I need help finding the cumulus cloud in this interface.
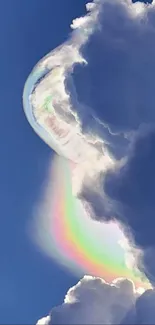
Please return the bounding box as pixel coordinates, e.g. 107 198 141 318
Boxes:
27 0 155 239
71 0 155 133
84 125 155 280
36 276 155 325
26 0 155 321
36 276 136 325
64 0 155 282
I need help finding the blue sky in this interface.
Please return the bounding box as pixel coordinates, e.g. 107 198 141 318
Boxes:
1 0 155 324
0 0 88 323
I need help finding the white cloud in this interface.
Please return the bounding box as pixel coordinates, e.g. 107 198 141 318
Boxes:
37 316 51 325
26 0 155 224
36 275 138 325
24 0 155 322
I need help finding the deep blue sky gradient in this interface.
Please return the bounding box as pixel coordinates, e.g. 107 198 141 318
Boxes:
0 0 88 323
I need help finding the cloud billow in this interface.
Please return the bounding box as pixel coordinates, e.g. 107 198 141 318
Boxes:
71 0 155 134
65 0 155 283
37 276 155 325
26 0 155 323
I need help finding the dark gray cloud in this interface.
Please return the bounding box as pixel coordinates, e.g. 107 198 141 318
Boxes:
104 128 155 277
79 126 155 280
29 1 155 323
71 0 155 135
65 0 155 283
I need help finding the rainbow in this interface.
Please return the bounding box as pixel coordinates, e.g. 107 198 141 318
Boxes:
34 154 151 291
